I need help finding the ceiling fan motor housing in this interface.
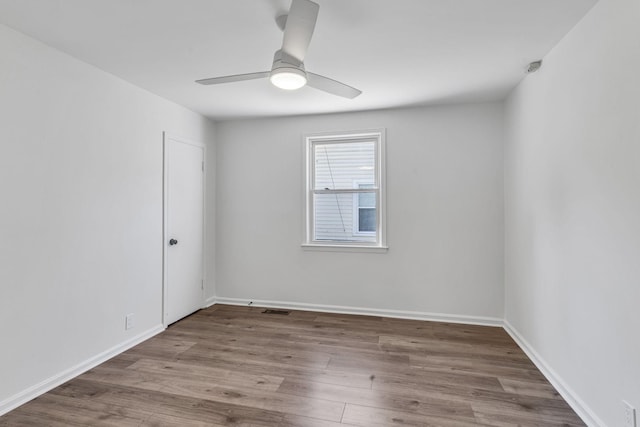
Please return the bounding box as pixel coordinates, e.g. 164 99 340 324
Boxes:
271 49 306 74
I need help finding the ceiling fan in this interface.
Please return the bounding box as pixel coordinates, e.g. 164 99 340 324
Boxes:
195 0 362 99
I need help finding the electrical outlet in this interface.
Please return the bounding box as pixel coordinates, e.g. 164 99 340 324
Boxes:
125 313 135 330
624 401 637 427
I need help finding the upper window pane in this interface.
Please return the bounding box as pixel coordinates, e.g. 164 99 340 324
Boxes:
358 184 375 208
314 141 375 190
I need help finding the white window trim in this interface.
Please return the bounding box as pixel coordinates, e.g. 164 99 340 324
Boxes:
302 129 387 252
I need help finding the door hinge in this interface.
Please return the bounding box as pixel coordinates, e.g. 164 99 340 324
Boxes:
201 279 204 290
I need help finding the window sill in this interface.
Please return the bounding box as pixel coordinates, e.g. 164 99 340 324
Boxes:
301 243 389 253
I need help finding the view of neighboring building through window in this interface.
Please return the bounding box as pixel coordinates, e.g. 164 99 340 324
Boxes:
304 130 386 248
354 183 375 234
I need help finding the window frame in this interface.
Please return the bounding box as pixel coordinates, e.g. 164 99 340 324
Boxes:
302 129 387 252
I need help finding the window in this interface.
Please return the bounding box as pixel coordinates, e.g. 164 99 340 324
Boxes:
304 130 386 250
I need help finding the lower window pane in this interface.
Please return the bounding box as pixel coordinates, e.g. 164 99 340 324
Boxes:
359 208 376 232
314 193 376 243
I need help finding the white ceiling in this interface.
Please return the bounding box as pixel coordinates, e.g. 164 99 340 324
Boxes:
0 0 597 120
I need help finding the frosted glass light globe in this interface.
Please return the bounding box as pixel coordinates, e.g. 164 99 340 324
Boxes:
270 67 307 90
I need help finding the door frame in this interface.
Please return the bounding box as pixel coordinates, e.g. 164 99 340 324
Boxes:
162 132 206 327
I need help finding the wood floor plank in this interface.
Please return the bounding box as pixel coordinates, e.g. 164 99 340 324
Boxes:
0 304 585 426
141 413 224 427
498 377 562 399
280 414 345 427
473 405 587 427
0 412 92 427
178 340 334 371
378 334 531 362
0 392 150 426
373 363 505 389
125 336 198 357
276 378 477 422
72 380 288 426
410 354 549 382
470 391 586 426
126 358 285 392
341 403 483 427
269 331 384 353
172 351 375 389
370 368 506 403
326 353 411 373
81 365 345 422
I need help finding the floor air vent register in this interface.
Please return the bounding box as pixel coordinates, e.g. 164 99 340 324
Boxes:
262 309 291 315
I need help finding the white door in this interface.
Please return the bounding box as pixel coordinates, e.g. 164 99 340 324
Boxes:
163 133 204 325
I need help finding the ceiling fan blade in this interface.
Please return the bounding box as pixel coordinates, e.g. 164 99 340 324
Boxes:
281 0 319 63
195 71 270 85
307 72 362 99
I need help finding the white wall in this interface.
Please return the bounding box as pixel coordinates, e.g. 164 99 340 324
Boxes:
0 24 215 411
215 104 504 321
504 0 640 425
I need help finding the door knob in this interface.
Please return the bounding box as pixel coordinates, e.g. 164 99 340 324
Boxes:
169 239 178 246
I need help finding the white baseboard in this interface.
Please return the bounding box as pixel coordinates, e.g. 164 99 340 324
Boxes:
0 324 165 416
503 320 605 427
204 295 217 308
213 297 503 327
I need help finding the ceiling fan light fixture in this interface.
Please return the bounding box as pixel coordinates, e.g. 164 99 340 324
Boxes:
195 0 361 98
270 67 307 90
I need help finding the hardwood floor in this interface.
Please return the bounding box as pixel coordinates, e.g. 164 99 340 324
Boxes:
0 305 585 426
